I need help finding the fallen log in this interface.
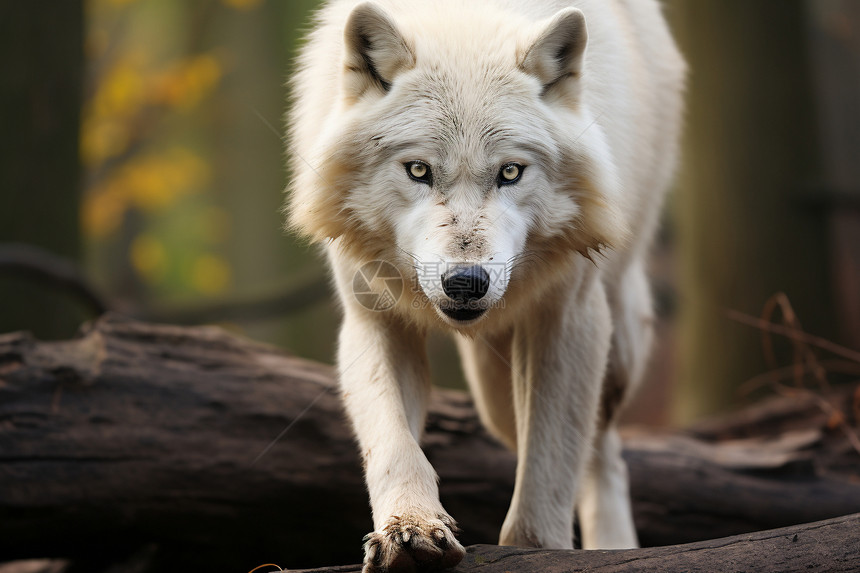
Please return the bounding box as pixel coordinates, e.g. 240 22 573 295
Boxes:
0 315 858 572
290 513 860 573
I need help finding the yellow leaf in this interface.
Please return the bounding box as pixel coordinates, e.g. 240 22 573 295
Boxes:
130 234 168 284
120 148 209 212
191 254 231 295
82 189 125 238
96 59 145 118
80 118 130 167
152 54 222 111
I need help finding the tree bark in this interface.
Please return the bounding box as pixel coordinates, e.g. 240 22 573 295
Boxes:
292 513 860 573
0 315 858 572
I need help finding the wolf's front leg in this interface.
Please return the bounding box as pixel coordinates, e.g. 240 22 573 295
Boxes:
338 310 465 573
499 274 612 549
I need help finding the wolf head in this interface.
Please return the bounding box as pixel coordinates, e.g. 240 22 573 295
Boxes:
289 1 626 327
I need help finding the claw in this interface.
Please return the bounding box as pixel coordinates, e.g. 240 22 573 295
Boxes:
361 515 465 572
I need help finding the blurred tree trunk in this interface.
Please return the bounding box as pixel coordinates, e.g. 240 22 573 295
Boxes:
806 0 860 349
0 2 86 338
209 0 295 332
667 1 839 422
207 0 339 362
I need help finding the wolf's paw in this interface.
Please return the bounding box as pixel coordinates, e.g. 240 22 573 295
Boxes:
362 514 465 572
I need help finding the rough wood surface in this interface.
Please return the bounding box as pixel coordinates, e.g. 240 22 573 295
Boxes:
291 514 860 573
0 315 858 572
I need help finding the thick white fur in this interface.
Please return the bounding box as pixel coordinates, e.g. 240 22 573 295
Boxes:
287 0 684 570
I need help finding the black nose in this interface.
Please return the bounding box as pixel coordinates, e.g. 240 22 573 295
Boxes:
441 265 490 303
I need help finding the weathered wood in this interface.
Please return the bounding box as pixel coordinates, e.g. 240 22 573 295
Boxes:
291 514 860 573
0 315 858 572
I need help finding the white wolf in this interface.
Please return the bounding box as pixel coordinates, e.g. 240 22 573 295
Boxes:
287 0 684 570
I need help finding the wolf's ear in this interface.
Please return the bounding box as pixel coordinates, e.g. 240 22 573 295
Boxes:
520 8 587 96
343 2 415 99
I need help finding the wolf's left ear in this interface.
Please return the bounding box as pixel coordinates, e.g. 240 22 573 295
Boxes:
520 8 587 96
343 2 415 99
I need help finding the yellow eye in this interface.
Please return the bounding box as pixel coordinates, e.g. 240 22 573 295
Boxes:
406 161 432 184
410 163 427 178
502 165 519 180
498 163 524 185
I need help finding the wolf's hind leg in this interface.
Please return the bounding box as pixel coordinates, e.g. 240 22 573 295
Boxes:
577 261 654 549
577 426 638 549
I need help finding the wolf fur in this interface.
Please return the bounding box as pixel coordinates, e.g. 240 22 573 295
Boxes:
287 0 685 571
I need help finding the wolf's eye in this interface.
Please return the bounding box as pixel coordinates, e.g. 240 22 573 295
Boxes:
405 161 432 185
498 163 524 185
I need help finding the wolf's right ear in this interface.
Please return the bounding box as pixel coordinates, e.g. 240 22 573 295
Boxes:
520 8 587 98
343 2 415 99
